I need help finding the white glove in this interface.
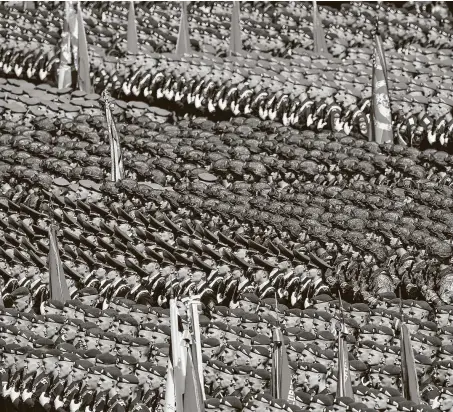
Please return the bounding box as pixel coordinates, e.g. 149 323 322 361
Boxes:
70 399 83 412
21 389 33 402
39 392 50 407
54 396 65 410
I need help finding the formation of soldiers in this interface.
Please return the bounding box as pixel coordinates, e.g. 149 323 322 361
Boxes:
0 73 450 411
2 2 453 150
0 0 452 411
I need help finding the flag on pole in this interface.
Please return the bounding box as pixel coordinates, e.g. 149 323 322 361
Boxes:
168 295 185 412
58 1 75 89
76 1 91 93
336 292 354 399
102 90 124 183
375 30 388 80
312 1 328 54
230 1 242 55
401 323 421 403
371 33 393 144
189 298 205 400
271 327 292 400
127 1 138 54
48 225 70 303
183 342 205 412
68 1 79 72
164 360 177 412
175 2 191 56
337 336 354 398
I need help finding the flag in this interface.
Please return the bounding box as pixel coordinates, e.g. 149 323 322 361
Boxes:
375 31 388 80
271 327 291 400
312 1 328 54
189 298 205 400
336 292 354 399
68 1 79 71
183 342 205 412
164 360 177 412
175 2 191 56
230 2 242 55
371 33 393 144
169 296 185 412
48 225 70 303
127 1 138 54
58 1 75 89
102 90 124 183
401 323 421 404
76 1 91 93
336 334 354 398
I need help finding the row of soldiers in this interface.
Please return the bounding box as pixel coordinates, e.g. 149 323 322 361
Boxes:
2 2 453 151
3 284 453 411
0 78 453 309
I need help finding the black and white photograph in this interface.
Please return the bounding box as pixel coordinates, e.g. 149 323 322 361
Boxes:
0 1 451 411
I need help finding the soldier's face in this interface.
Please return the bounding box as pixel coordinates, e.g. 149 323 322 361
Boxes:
300 318 315 333
84 371 100 390
203 365 217 388
255 322 272 336
350 311 368 326
114 322 137 337
359 120 368 134
219 348 237 365
44 322 63 339
231 269 242 280
217 371 234 390
57 361 73 379
372 373 397 389
130 311 147 325
161 266 175 278
97 316 114 331
79 295 99 307
357 348 382 366
42 356 57 374
202 345 220 359
326 376 337 393
191 271 204 284
3 354 16 369
0 314 16 326
304 371 322 391
129 346 149 362
237 301 257 313
439 394 453 411
60 324 78 342
144 262 159 273
248 377 266 393
97 339 116 354
135 369 149 386
248 353 268 369
409 307 429 321
99 374 117 393
40 304 62 317
14 295 31 312
436 313 450 328
139 329 168 345
70 368 86 383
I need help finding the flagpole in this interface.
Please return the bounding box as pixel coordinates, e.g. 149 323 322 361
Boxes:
102 89 124 183
336 290 354 399
58 0 74 89
230 1 242 56
127 1 138 55
189 297 205 400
